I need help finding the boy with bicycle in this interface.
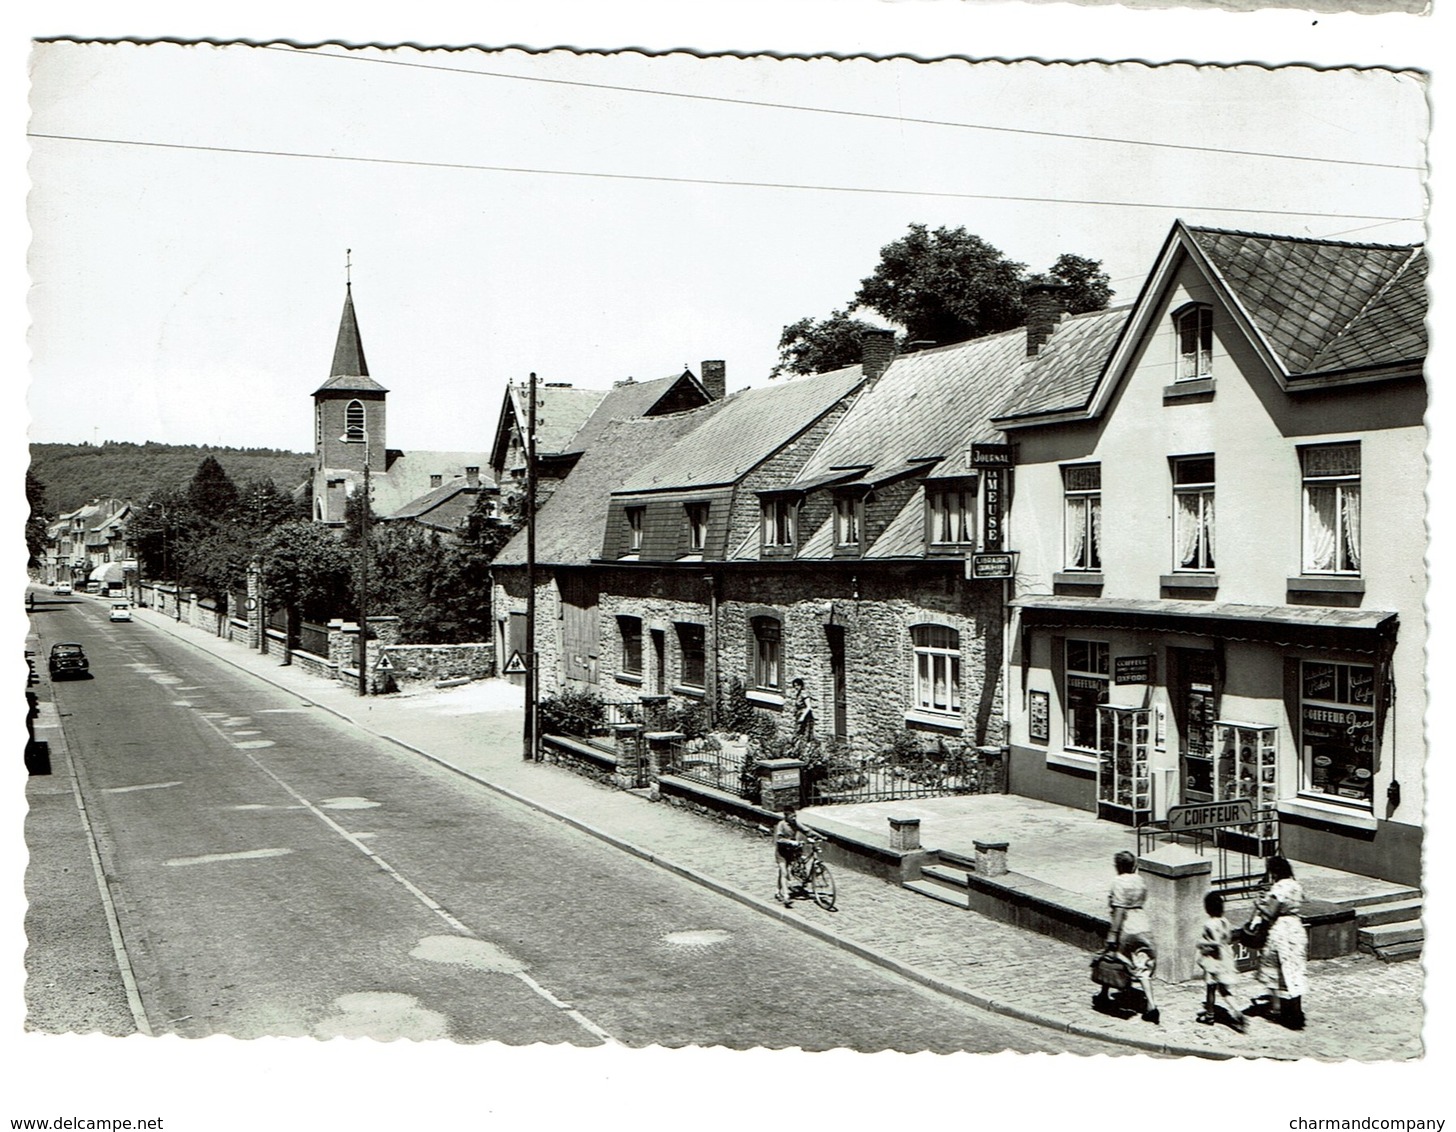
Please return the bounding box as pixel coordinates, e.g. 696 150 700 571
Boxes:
774 804 816 906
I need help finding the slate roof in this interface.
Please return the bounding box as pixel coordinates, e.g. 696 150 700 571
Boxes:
991 307 1129 420
314 285 388 395
342 451 493 516
562 371 709 456
494 406 723 566
384 479 486 531
618 367 865 493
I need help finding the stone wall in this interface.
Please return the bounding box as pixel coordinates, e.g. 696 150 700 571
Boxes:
382 643 496 685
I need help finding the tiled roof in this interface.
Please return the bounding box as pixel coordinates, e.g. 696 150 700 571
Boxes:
991 307 1128 421
1189 227 1424 376
532 385 610 455
494 405 724 566
1306 248 1428 374
618 367 864 493
385 480 480 522
344 451 493 516
562 371 706 456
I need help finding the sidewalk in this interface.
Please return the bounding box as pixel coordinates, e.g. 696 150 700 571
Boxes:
121 601 1424 1060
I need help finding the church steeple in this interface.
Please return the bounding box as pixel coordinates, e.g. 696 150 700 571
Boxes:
330 282 370 379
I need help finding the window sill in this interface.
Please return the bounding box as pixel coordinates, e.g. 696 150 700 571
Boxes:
927 543 973 556
1054 572 1104 587
1279 795 1378 832
614 672 643 687
904 708 964 733
746 689 784 709
670 684 706 700
1160 573 1219 590
1048 748 1099 773
761 545 796 559
1286 575 1366 594
1163 378 1214 401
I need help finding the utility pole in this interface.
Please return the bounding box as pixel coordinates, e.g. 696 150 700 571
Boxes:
358 435 371 697
523 372 540 761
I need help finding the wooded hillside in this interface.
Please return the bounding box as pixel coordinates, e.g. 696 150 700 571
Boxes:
29 441 311 515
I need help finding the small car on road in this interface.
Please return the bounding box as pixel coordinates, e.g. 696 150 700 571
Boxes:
108 601 133 622
47 642 90 680
53 582 73 596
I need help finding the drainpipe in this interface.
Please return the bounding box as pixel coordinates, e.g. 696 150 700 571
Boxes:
705 571 720 728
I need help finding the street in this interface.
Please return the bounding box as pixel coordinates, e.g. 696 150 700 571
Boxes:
26 591 1120 1053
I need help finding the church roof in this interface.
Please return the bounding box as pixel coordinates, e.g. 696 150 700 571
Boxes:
315 284 388 395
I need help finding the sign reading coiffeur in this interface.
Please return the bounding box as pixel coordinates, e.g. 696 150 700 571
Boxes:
1165 798 1254 833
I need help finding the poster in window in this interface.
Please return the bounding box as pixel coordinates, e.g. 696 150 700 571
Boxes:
1029 689 1050 745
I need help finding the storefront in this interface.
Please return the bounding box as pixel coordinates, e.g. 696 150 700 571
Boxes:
1006 595 1411 883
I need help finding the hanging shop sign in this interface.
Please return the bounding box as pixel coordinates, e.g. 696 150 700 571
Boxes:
1166 798 1254 833
967 551 1018 580
1114 655 1156 685
981 467 1005 550
970 443 1015 467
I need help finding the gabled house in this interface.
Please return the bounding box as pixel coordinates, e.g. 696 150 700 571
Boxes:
379 466 498 539
992 221 1426 885
46 497 132 586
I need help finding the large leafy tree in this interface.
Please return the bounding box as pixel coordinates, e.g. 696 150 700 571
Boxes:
775 224 1113 375
259 520 354 623
25 470 50 567
186 455 241 518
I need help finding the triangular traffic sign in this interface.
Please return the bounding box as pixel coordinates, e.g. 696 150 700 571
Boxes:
503 649 527 675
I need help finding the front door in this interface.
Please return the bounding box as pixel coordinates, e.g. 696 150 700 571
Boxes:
1171 648 1219 803
651 629 666 696
827 626 848 739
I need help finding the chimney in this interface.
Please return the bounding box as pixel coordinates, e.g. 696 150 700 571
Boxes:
700 359 726 401
861 328 896 383
465 466 480 487
1025 277 1070 357
430 475 442 489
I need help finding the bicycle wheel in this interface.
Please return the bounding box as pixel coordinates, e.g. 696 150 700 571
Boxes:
808 861 837 910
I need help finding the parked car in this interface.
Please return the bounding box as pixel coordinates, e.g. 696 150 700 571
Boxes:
47 642 89 679
53 582 73 596
108 601 133 622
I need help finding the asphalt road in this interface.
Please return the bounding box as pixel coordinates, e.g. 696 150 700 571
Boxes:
28 591 1120 1053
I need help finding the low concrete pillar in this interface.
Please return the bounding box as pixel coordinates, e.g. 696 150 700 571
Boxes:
974 839 1009 877
756 758 805 812
643 730 684 784
975 745 1009 794
889 816 922 851
1137 843 1213 984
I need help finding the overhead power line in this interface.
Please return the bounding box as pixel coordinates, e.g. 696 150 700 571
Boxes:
26 132 1422 225
263 44 1425 174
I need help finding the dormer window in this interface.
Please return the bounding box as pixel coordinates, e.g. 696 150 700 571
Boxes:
626 506 645 554
1174 304 1213 382
344 400 366 442
834 494 865 555
761 496 797 553
927 484 976 548
686 502 710 553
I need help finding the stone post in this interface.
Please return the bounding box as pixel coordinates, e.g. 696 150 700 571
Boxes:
246 561 263 651
975 745 1009 794
639 694 669 732
974 839 1009 877
644 731 684 798
889 816 922 851
1137 843 1213 984
612 723 645 790
756 758 805 812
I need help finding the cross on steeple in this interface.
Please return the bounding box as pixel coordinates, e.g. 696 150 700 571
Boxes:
345 247 352 288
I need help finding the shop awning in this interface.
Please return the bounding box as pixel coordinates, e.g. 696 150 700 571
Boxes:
1009 595 1397 654
88 562 130 584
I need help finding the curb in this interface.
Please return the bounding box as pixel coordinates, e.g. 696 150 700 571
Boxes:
125 606 1264 1060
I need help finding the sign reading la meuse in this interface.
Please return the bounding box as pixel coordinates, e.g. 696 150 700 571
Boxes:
982 467 1004 550
1165 798 1254 833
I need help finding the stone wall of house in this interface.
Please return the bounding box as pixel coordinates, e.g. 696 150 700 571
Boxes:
382 643 496 685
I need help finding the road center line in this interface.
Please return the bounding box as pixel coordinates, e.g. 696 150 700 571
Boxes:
195 715 618 1044
104 780 183 794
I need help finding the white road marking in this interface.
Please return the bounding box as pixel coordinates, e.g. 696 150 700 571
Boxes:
232 730 262 736
164 847 294 867
257 708 314 714
171 701 193 707
104 781 182 794
318 797 380 810
234 740 276 749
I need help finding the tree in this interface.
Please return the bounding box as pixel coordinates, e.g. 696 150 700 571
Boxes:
774 223 1114 373
237 476 306 534
772 309 880 378
186 455 240 519
25 470 50 568
259 521 353 623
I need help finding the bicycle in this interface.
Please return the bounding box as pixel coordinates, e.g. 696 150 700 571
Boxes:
785 834 837 911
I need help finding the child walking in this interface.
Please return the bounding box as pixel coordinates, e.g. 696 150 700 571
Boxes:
1197 891 1246 1031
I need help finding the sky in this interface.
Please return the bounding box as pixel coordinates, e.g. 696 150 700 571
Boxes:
8 2 1449 1130
24 40 1428 456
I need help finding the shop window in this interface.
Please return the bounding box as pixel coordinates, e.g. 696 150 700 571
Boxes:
1172 456 1215 571
676 622 706 689
1174 304 1213 382
625 507 644 555
1299 660 1376 808
761 497 797 551
912 624 962 716
685 502 710 552
751 616 782 691
1063 464 1101 571
1064 639 1110 751
927 485 975 547
345 400 366 442
1302 444 1361 574
617 615 643 677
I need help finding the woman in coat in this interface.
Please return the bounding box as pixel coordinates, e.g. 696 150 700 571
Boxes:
1250 854 1308 1030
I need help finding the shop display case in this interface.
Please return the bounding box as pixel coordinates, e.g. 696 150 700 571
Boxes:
1097 704 1152 825
1213 720 1279 852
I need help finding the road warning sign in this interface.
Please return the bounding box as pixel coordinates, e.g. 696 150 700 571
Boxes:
503 650 527 675
375 652 393 671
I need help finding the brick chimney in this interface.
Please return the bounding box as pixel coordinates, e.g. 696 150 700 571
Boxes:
430 474 442 489
861 328 896 383
465 466 480 487
1025 278 1071 357
700 359 726 401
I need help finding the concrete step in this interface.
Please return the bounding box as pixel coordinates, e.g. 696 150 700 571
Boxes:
920 863 971 889
1373 939 1424 963
1358 920 1424 951
1355 897 1423 927
904 874 970 909
1327 886 1422 912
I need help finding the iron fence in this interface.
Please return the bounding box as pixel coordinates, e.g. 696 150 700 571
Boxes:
661 737 756 800
299 620 329 658
805 742 1001 806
